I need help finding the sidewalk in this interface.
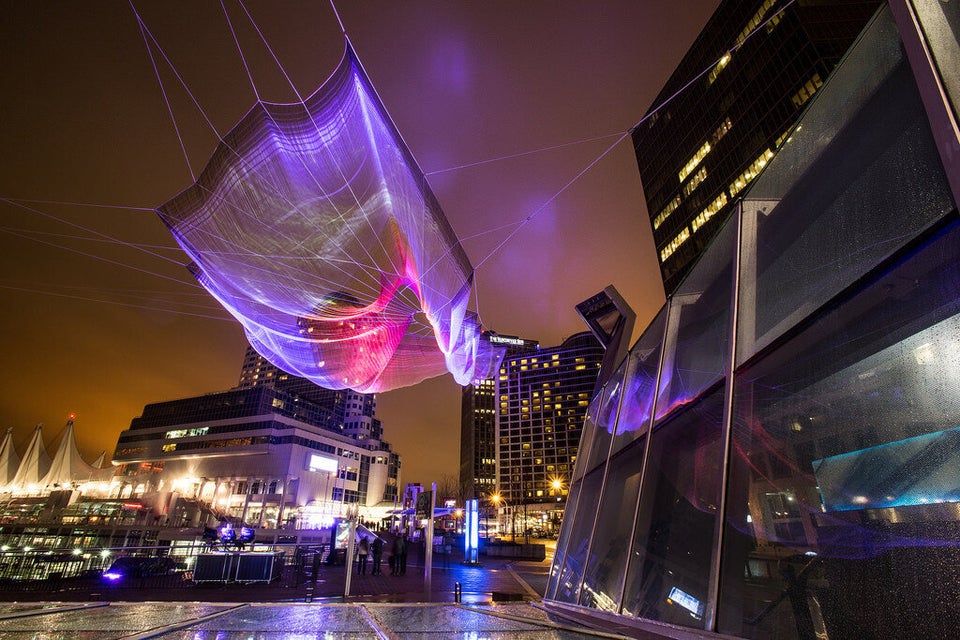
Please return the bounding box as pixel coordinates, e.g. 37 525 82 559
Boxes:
306 554 545 603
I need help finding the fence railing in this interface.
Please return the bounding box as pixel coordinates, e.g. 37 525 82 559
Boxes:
0 542 334 594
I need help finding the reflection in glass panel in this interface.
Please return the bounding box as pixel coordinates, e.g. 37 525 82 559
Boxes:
570 397 603 482
656 215 735 423
583 357 628 473
546 479 582 601
552 468 605 603
610 307 666 458
719 218 960 640
621 388 725 628
578 437 646 611
736 10 955 363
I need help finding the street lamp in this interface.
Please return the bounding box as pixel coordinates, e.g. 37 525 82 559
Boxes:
490 493 508 540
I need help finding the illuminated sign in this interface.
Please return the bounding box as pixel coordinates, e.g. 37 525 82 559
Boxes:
464 499 479 564
308 454 338 473
489 336 528 346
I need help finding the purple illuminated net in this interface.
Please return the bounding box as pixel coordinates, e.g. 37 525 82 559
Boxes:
158 46 496 392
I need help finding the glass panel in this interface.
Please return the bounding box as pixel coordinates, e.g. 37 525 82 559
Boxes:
911 0 960 120
736 9 955 364
551 467 605 603
570 397 603 482
621 388 725 628
610 306 667 457
656 214 736 422
578 437 646 611
583 357 628 473
719 218 960 640
546 478 582 601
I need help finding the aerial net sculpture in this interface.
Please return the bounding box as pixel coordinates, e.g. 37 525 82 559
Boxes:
157 44 498 392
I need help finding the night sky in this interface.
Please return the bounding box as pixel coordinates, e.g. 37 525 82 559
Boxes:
0 1 718 485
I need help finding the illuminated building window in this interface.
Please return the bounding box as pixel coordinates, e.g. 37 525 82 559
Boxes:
791 73 823 109
775 125 797 149
679 141 712 181
575 364 587 371
766 10 783 32
683 167 707 197
708 53 731 84
728 148 776 198
713 118 732 143
735 0 778 49
692 192 729 233
653 196 682 231
660 226 691 263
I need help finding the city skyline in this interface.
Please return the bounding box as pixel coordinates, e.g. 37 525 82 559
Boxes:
0 1 718 484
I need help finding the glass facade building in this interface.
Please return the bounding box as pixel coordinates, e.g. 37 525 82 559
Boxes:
634 0 881 295
546 4 960 639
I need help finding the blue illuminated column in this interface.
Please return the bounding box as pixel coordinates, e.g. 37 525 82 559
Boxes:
464 499 479 564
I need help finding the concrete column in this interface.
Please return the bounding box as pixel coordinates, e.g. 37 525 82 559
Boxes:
240 477 253 524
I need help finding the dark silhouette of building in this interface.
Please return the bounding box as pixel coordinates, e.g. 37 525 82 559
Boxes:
634 0 880 295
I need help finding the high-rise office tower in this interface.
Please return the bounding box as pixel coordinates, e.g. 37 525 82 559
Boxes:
459 333 538 501
634 0 880 294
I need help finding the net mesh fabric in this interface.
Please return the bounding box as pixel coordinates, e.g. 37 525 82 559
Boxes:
158 45 495 392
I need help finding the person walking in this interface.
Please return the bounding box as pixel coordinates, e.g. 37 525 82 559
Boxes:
357 536 370 575
371 536 384 575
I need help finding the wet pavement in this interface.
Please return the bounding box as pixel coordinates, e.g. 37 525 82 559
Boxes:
0 543 638 639
0 599 629 639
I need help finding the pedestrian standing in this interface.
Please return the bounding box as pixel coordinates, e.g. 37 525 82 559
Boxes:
357 536 370 575
395 533 408 576
371 536 384 575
